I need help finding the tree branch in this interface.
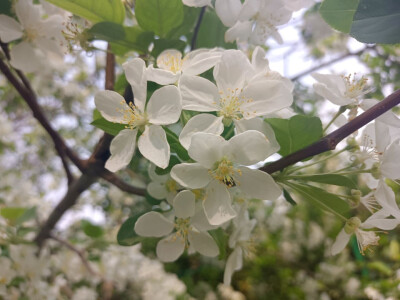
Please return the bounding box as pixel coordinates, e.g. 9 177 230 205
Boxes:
190 7 206 51
290 46 374 81
261 89 400 174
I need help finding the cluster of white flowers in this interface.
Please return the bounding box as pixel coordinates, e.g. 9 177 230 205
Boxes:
95 46 294 283
312 73 400 256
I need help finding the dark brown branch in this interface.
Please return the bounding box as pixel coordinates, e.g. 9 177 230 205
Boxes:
35 174 96 248
99 169 146 196
290 47 374 81
261 89 400 174
190 7 206 50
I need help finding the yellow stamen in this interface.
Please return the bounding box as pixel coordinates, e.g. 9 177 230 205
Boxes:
209 157 242 188
217 88 253 121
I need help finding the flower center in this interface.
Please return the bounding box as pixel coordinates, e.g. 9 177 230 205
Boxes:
118 101 147 130
25 28 39 42
157 53 184 74
343 73 369 100
174 217 191 247
165 179 178 193
210 157 242 188
217 88 253 121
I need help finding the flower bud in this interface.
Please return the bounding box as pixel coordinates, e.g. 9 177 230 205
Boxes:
344 217 361 234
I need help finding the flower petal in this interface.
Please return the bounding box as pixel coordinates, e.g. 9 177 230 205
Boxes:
374 181 400 219
173 190 196 219
381 139 400 180
179 75 219 112
156 234 185 262
240 80 293 117
188 230 219 257
147 64 180 85
9 42 43 73
182 50 222 76
105 129 138 172
94 90 127 123
0 15 23 43
360 99 400 127
223 246 243 285
138 125 170 169
171 163 211 188
331 228 351 255
203 181 236 225
228 130 274 165
147 182 168 200
188 133 226 168
180 114 224 150
147 85 181 125
134 211 174 237
237 167 282 200
122 58 147 112
225 20 253 43
215 0 242 27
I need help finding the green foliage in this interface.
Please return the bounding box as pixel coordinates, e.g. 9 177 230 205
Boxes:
81 220 104 238
135 0 184 38
155 155 181 175
288 174 357 189
88 22 154 55
164 127 190 161
151 38 186 58
286 182 350 217
117 213 145 246
0 0 12 16
209 228 228 260
167 6 200 39
91 116 125 136
265 115 323 157
46 0 125 24
0 207 36 226
283 188 297 206
320 0 400 44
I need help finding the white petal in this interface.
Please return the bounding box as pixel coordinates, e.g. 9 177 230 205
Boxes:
173 190 196 219
239 0 261 20
134 211 174 237
188 230 219 257
94 90 127 123
361 99 400 127
234 118 280 155
147 64 180 85
0 15 23 43
381 140 400 180
122 58 147 112
225 20 253 43
215 0 242 27
214 50 251 93
180 114 224 150
237 167 282 200
228 130 274 165
15 0 41 29
105 129 138 172
9 42 42 73
331 228 351 255
179 75 219 112
203 181 237 225
251 46 269 75
191 204 219 231
171 163 211 188
375 181 400 219
147 182 168 200
138 125 170 169
182 0 211 7
188 133 226 168
147 85 181 125
182 50 222 76
156 234 185 262
240 80 293 117
374 122 391 153
223 246 243 285
311 73 350 106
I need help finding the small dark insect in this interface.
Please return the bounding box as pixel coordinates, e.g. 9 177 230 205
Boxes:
223 176 236 187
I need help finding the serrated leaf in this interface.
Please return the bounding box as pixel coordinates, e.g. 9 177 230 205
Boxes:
209 228 228 260
81 220 104 238
265 115 323 157
319 0 359 33
291 174 357 189
46 0 125 24
91 117 125 136
117 213 145 246
135 0 184 38
287 182 350 217
350 0 400 44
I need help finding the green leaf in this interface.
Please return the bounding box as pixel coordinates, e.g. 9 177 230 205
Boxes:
196 10 236 49
290 174 357 189
283 189 297 206
155 155 181 175
145 192 161 205
164 127 190 161
350 0 400 44
46 0 125 24
287 182 350 217
81 220 104 238
319 0 359 33
0 207 27 223
135 0 184 38
15 207 37 226
117 213 145 246
209 228 228 260
88 23 154 55
265 115 323 157
0 0 12 16
91 117 125 136
167 6 200 39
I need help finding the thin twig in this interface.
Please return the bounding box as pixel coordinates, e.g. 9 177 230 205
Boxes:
190 7 206 50
261 89 400 174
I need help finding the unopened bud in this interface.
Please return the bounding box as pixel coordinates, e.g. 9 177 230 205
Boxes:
345 217 361 234
371 162 381 179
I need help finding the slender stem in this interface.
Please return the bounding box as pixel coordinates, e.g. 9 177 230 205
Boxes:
261 89 400 174
323 108 346 134
190 7 206 50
